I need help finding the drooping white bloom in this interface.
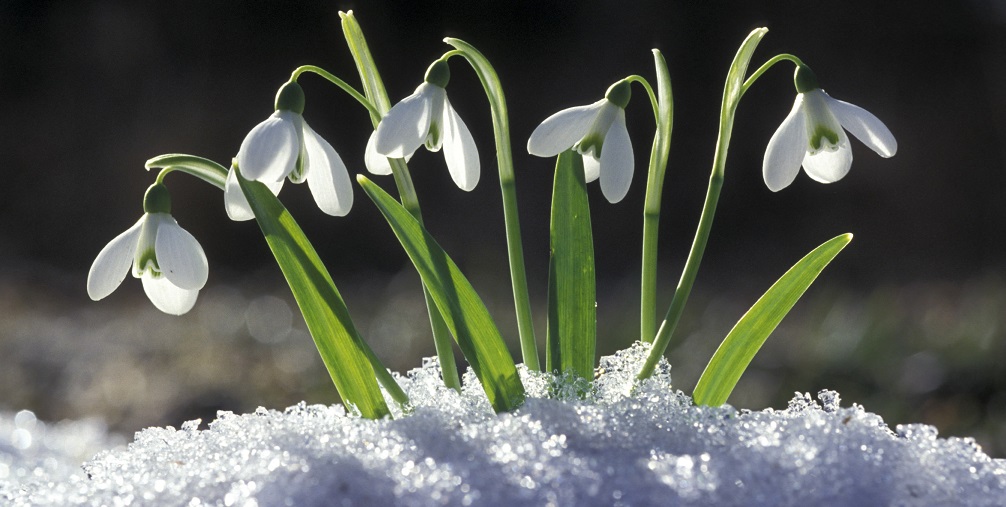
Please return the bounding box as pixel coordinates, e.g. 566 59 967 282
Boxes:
762 67 897 192
87 211 208 316
527 80 634 203
369 60 480 191
235 81 354 216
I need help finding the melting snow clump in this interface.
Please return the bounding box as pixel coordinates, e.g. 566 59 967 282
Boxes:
4 341 1006 506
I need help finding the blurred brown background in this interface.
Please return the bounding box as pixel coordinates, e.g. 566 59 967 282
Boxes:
2 1 1006 456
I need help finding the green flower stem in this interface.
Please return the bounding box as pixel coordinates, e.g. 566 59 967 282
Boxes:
741 54 805 97
627 51 674 344
638 28 769 380
442 38 539 372
145 154 228 189
341 11 461 391
290 65 381 120
625 75 659 124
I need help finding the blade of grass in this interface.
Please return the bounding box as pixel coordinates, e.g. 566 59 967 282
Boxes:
546 150 596 379
358 175 526 413
692 233 852 406
237 173 394 419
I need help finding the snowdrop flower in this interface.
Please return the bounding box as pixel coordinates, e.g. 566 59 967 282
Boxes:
370 60 480 191
236 81 354 216
527 80 634 203
87 184 208 315
762 66 897 192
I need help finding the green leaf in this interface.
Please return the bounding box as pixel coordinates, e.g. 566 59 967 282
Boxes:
640 49 675 343
359 175 526 413
340 10 391 123
145 153 228 189
724 27 769 108
546 150 596 379
237 173 390 419
692 233 852 407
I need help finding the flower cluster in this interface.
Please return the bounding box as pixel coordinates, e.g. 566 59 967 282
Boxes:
89 48 896 320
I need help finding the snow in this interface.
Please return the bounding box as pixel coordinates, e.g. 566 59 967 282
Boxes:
4 342 1005 506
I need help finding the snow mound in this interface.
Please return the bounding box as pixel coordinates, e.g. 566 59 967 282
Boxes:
6 342 1006 506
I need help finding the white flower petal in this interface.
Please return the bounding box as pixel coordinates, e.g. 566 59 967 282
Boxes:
364 130 393 175
364 130 413 176
224 166 285 221
441 98 480 191
825 94 897 158
86 217 143 301
763 95 809 192
598 110 634 203
374 83 434 158
224 167 254 221
142 275 198 316
222 165 281 221
154 215 208 291
582 155 600 183
236 111 300 183
527 100 606 157
302 122 354 216
802 129 853 183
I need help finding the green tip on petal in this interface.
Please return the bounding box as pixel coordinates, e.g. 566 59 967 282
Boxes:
275 81 306 114
605 80 631 109
794 65 819 94
143 183 171 214
425 60 451 88
809 124 840 152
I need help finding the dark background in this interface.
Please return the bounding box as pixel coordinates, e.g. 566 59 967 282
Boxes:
2 1 1006 455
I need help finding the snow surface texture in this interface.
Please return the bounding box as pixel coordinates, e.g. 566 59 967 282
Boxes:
5 342 1006 506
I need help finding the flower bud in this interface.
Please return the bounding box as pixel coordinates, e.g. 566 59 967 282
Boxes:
605 80 631 109
424 60 451 88
794 65 819 94
143 183 172 214
274 81 306 114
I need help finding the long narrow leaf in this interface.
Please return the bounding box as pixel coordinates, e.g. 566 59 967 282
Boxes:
693 233 852 406
546 150 596 379
359 175 526 413
237 174 390 419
